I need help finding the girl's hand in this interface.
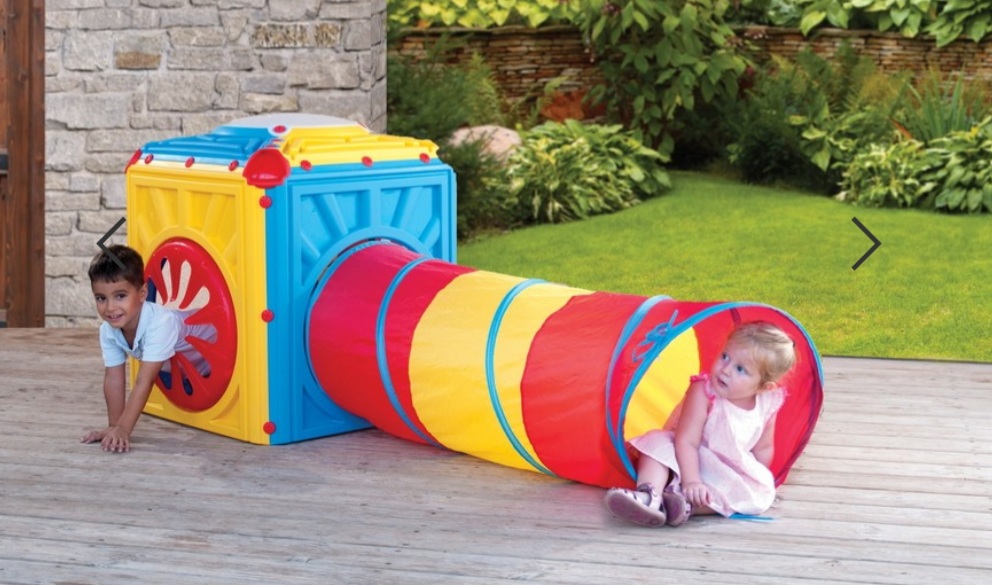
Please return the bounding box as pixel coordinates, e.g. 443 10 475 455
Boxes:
682 481 712 507
100 426 131 453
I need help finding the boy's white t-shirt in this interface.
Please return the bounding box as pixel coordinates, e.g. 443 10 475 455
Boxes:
98 302 213 372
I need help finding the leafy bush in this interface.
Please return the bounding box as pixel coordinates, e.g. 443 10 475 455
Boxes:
387 40 508 142
388 0 579 29
767 0 992 46
503 120 671 224
928 0 992 47
438 138 521 240
573 0 748 158
725 45 906 191
924 121 992 212
838 139 940 208
895 71 991 143
840 118 992 213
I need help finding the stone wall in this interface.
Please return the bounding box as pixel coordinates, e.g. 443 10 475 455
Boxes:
392 25 604 101
393 25 992 102
45 0 386 327
742 26 992 78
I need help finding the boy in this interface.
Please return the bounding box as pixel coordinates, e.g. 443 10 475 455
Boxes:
81 244 212 452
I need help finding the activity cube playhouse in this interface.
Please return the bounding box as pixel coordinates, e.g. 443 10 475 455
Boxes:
127 114 824 488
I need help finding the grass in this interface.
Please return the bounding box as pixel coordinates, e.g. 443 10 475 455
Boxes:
458 171 992 363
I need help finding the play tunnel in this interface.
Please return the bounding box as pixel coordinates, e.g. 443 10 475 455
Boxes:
308 240 824 489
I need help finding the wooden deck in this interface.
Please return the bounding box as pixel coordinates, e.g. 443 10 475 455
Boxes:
1 328 990 584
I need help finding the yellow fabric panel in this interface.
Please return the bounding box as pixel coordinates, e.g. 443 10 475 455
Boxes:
622 329 700 442
491 282 592 471
409 272 588 471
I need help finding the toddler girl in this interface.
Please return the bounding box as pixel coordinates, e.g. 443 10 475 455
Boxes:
605 321 796 527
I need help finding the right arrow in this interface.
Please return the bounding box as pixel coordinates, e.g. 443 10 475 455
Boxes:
851 217 881 271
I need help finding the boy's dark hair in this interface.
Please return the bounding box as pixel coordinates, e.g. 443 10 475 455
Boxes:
88 244 145 289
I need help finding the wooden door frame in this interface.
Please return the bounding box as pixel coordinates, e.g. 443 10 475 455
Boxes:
2 0 45 327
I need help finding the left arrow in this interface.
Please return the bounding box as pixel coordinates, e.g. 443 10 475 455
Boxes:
97 217 127 270
851 217 880 271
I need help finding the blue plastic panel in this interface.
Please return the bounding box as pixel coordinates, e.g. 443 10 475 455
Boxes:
265 159 457 444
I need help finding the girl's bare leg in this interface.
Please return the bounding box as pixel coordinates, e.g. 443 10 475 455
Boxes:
635 455 672 489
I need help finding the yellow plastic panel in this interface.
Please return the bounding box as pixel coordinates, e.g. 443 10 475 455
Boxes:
279 126 439 166
126 165 271 444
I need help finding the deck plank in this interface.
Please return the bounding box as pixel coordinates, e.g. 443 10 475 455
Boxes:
1 328 990 584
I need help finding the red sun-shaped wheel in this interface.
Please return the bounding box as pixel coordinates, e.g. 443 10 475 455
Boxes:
145 239 237 412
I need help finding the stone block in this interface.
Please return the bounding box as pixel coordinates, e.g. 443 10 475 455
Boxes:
46 276 98 319
269 0 321 21
314 23 342 48
241 92 299 114
47 256 93 279
215 73 241 109
47 212 77 237
48 93 131 130
288 53 359 89
85 153 137 174
78 210 128 234
102 176 128 210
160 7 219 27
170 27 227 47
63 30 114 71
46 191 101 212
69 173 100 193
88 129 175 152
46 132 89 172
319 1 372 20
343 20 372 51
253 24 311 48
182 113 242 137
298 89 368 123
78 9 133 30
47 231 110 258
242 74 286 94
148 74 217 111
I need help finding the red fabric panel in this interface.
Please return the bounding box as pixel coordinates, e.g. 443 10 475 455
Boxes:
521 292 648 488
309 244 427 442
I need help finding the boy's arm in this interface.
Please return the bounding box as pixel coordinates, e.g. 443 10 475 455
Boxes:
100 360 165 452
80 365 127 444
103 364 127 426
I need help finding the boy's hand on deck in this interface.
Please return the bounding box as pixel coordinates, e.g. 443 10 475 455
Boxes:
100 426 131 453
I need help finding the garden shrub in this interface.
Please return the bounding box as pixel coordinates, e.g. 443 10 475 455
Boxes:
387 0 579 29
841 118 992 213
924 120 992 212
386 36 509 142
838 139 940 208
895 71 992 143
573 0 749 158
725 45 905 192
723 53 834 190
438 138 521 240
503 120 671 224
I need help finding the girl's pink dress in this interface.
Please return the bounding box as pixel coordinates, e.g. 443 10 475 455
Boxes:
628 373 785 516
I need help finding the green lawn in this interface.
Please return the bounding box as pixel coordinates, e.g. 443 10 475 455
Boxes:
458 171 992 363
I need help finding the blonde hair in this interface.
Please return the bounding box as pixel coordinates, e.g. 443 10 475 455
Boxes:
725 321 797 386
